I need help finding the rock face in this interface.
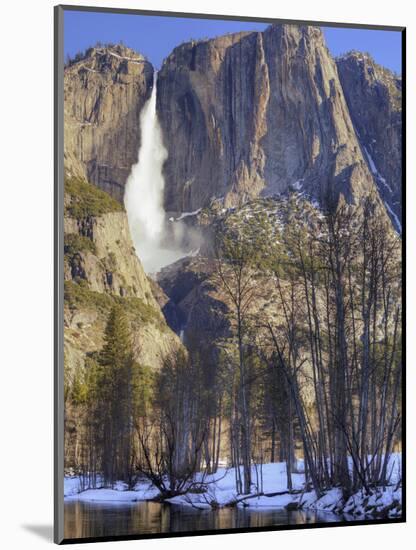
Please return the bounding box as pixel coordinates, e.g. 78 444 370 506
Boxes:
64 45 153 201
62 30 402 231
157 256 230 344
64 210 155 302
157 24 377 214
336 52 402 226
63 178 182 382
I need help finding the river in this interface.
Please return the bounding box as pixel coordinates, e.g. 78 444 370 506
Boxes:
64 500 341 540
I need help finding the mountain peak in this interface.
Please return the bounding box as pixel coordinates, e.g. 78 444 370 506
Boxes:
66 43 148 71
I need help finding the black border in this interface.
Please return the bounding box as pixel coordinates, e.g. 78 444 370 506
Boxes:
54 4 406 545
54 4 65 545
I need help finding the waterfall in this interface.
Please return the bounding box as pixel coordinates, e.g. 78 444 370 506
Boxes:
124 72 184 274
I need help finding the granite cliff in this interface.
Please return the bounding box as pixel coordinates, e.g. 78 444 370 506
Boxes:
336 51 402 226
157 25 384 216
63 177 182 381
63 30 402 231
64 44 153 201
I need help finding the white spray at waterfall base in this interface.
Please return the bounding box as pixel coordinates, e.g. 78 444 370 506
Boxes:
124 73 185 274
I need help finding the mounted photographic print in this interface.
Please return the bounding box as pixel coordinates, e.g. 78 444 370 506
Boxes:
54 4 405 544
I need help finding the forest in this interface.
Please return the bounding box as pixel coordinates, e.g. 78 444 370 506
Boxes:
64 192 402 508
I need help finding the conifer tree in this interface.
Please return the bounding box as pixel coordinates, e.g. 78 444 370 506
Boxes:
94 304 139 486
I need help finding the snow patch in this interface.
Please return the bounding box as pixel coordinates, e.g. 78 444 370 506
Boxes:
64 476 159 502
343 486 402 518
176 208 202 221
64 454 402 519
97 49 144 64
363 146 393 193
79 64 98 73
384 201 402 233
292 179 304 191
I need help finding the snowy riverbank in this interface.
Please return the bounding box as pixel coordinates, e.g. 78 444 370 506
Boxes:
64 455 402 519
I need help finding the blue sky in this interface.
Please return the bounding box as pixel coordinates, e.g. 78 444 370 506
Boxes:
64 10 402 73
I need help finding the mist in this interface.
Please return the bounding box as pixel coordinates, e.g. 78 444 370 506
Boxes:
124 73 186 274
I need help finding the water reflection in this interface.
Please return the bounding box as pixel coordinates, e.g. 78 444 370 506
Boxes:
64 500 341 540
